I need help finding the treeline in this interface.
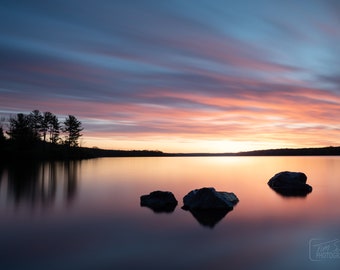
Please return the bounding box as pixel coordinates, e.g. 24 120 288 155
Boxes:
234 146 340 156
1 109 83 147
0 110 166 161
0 110 84 161
164 146 340 156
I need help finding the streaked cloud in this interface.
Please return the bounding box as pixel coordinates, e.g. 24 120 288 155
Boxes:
0 0 339 152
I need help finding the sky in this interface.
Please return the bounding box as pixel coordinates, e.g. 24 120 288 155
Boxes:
0 0 339 153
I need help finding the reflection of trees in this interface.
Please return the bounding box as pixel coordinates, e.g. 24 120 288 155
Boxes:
63 161 79 204
0 161 81 208
0 165 3 187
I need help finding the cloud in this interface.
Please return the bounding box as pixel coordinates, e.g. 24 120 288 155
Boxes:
1 0 340 151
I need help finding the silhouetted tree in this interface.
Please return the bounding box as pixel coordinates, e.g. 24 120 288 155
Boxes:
28 110 43 139
4 110 87 159
63 115 83 147
41 112 60 143
49 114 61 144
0 125 6 146
7 113 39 143
41 112 51 142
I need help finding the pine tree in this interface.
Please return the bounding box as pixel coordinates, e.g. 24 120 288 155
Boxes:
0 125 6 146
41 112 61 143
63 115 83 147
7 113 39 143
49 114 61 144
41 111 52 142
29 110 43 139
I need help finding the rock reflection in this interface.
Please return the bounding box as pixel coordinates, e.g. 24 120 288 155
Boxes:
0 160 80 208
141 204 177 213
269 187 312 198
185 208 233 228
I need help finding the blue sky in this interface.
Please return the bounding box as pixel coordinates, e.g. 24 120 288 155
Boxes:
0 0 339 152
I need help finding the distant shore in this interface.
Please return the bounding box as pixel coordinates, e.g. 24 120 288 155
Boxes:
171 146 340 157
1 140 340 162
90 145 340 157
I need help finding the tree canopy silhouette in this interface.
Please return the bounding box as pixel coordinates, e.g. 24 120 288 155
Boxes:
5 110 83 147
0 125 6 146
41 111 61 143
1 109 164 161
7 113 40 144
63 115 83 147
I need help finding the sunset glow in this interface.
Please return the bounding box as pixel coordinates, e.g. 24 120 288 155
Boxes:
1 0 339 152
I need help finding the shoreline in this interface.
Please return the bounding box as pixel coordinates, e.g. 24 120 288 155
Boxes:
1 141 340 162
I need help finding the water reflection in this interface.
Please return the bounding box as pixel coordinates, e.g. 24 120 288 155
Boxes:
63 161 79 204
0 157 340 270
141 203 177 213
185 208 233 228
0 160 80 208
268 186 313 198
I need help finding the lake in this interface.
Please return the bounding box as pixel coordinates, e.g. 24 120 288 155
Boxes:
0 156 340 270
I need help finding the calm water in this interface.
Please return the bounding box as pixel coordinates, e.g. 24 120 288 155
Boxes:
0 156 340 270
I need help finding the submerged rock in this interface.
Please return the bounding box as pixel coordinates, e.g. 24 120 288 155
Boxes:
268 171 312 197
140 191 178 213
182 187 239 210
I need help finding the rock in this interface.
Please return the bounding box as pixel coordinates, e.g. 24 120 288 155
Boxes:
268 171 312 197
182 187 239 210
140 191 178 213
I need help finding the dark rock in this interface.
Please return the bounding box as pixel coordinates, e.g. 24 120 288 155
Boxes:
268 171 312 197
182 187 239 210
140 191 178 213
